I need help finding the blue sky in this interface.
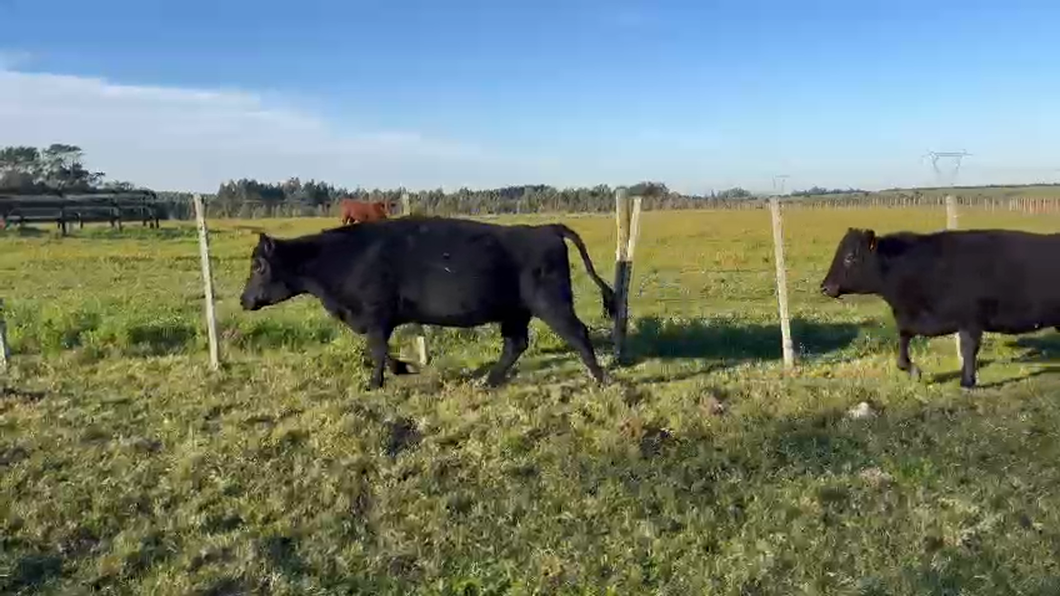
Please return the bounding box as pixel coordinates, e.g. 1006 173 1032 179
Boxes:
2 0 1059 193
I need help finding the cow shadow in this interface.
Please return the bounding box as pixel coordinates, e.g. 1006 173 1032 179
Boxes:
930 365 994 386
1009 335 1060 363
617 316 862 366
927 333 1060 387
974 368 1060 390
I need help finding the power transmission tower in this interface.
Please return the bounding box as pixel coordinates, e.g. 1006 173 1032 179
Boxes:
923 150 971 188
772 174 790 196
923 150 970 362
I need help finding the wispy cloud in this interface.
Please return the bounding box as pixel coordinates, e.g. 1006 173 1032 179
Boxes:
0 61 529 192
0 49 31 70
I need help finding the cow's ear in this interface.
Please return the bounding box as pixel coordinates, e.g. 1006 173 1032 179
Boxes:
259 233 276 255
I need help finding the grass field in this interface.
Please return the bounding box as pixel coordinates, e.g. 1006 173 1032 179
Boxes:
3 207 1060 595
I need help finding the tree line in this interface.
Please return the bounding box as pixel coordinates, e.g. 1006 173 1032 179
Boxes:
197 178 771 219
2 144 778 218
0 144 132 193
11 143 1053 221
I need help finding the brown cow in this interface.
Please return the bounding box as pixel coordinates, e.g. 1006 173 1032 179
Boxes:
339 199 393 225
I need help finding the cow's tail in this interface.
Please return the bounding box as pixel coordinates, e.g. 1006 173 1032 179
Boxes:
550 224 617 320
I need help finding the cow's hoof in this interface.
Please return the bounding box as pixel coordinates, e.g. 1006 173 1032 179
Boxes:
474 374 501 389
960 378 977 390
907 365 922 381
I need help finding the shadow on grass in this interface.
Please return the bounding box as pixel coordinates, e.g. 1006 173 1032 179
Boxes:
0 226 49 238
974 367 1060 390
930 359 997 386
84 227 198 241
125 322 197 356
1010 334 1060 363
920 333 1060 388
224 319 339 352
0 551 64 592
620 316 861 366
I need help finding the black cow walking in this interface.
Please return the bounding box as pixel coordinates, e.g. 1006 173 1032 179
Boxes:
820 227 1060 388
239 216 617 390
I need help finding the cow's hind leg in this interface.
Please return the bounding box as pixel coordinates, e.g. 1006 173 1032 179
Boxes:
483 312 532 387
958 328 983 389
535 305 608 385
897 330 922 380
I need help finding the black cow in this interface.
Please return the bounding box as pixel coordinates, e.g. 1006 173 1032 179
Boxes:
239 216 617 390
820 227 1060 388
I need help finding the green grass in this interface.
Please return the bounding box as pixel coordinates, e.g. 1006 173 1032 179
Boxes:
3 208 1060 594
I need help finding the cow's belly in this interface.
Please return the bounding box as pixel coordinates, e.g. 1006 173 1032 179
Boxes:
896 310 959 336
397 275 523 327
896 296 1060 336
982 306 1060 334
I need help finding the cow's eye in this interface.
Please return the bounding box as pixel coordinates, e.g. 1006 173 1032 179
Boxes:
253 259 266 274
843 253 855 266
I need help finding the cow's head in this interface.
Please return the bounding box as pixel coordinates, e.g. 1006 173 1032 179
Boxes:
820 228 882 298
372 201 393 217
240 233 301 310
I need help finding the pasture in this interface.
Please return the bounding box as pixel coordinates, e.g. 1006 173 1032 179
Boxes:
2 207 1060 594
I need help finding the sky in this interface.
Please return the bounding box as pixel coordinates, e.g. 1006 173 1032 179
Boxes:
2 0 1060 194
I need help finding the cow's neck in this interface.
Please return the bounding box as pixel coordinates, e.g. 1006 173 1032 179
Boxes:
298 275 340 308
297 275 366 330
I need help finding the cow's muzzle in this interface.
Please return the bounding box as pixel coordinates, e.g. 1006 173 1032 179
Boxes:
240 294 261 311
820 282 841 299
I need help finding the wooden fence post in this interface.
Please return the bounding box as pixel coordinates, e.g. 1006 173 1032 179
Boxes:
402 192 411 218
769 197 795 370
612 189 643 363
0 299 10 372
945 195 963 360
613 189 630 361
193 194 221 371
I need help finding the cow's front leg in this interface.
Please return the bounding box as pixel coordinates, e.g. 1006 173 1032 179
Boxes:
365 326 394 390
336 306 408 379
897 330 921 380
958 328 983 389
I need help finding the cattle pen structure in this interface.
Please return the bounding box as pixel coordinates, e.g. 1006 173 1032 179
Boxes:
0 190 165 235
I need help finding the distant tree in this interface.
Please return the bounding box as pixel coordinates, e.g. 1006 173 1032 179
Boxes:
790 186 867 197
0 146 43 191
0 143 106 192
102 180 138 192
715 187 752 199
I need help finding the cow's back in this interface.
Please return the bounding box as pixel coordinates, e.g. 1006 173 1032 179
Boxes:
885 229 1060 332
352 217 528 326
